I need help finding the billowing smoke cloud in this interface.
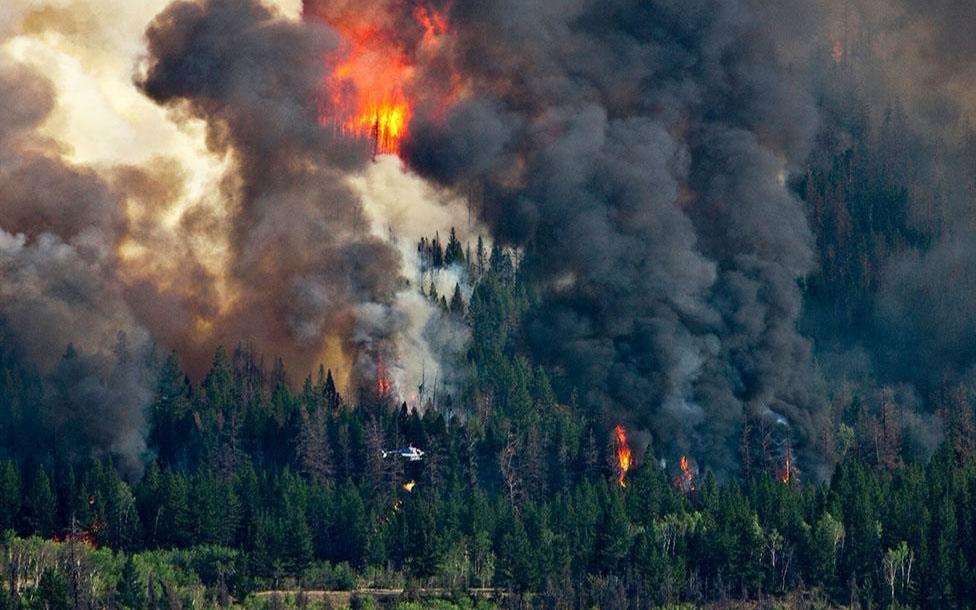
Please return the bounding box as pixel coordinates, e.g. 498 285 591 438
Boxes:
136 0 423 391
0 59 154 475
7 0 976 478
0 0 427 473
385 0 830 473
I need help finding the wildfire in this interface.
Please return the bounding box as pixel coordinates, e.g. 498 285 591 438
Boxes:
673 456 696 493
54 520 103 548
375 355 392 397
311 2 453 156
402 480 416 492
614 424 632 488
777 446 796 485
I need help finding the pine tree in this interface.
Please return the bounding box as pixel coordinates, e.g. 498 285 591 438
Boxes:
117 556 145 610
203 346 234 415
475 235 486 277
104 478 141 551
449 283 465 316
498 516 537 593
36 567 70 610
431 233 444 268
283 499 314 575
444 227 465 266
595 488 631 572
490 244 513 280
158 471 191 548
332 482 368 568
0 460 20 532
323 369 342 412
403 495 443 579
25 468 55 537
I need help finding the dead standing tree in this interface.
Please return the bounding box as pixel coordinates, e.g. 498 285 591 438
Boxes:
499 432 523 513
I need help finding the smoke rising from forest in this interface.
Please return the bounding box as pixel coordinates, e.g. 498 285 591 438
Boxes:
396 0 829 473
2 0 976 475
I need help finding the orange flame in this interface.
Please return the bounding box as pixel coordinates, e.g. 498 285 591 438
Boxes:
402 480 416 492
673 456 695 493
314 3 452 156
614 424 632 488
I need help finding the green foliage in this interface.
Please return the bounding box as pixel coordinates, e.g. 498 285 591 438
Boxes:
34 567 69 610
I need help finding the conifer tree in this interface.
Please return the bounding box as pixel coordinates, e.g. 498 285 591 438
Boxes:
0 460 20 532
444 227 465 266
25 468 55 537
449 283 465 316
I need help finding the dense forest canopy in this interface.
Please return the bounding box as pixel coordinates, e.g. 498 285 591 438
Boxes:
2 0 976 607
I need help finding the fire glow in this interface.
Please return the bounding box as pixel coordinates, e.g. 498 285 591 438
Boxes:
314 3 452 156
614 424 632 487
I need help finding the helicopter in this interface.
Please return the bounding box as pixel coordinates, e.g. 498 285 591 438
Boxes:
382 445 425 461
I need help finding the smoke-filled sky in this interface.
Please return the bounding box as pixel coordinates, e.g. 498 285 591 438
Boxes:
2 0 976 476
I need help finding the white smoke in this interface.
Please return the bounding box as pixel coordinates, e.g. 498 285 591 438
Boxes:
349 155 482 406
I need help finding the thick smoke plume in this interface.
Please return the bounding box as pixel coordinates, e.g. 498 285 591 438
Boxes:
137 0 408 386
376 0 830 473
0 0 439 472
5 0 976 477
0 59 154 475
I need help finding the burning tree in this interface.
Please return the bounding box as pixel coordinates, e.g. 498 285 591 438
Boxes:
777 444 799 485
673 456 696 494
308 1 455 156
613 425 632 488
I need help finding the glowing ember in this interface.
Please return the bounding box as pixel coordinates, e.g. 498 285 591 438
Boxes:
673 456 696 493
614 424 632 488
402 480 416 492
312 3 452 156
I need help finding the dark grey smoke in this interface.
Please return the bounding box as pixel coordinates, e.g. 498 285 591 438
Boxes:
400 0 828 474
0 60 154 475
138 0 406 383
